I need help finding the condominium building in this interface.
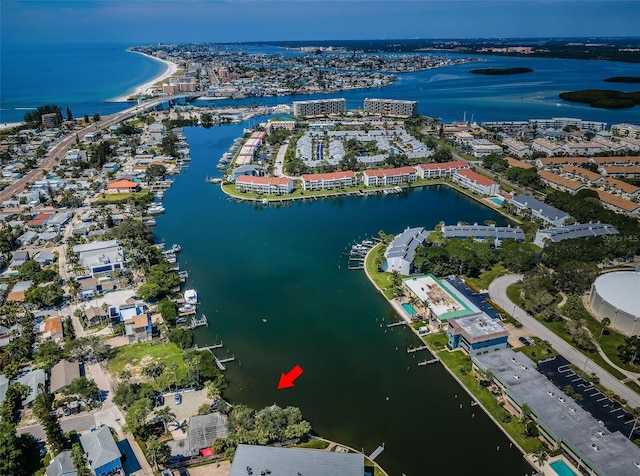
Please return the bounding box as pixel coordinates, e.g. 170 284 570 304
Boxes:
533 223 618 248
538 170 585 194
508 194 570 226
362 166 417 187
364 98 417 118
416 160 469 179
292 98 346 118
300 171 356 191
41 112 60 128
452 169 499 196
235 175 294 195
502 138 531 158
470 139 503 158
611 123 640 139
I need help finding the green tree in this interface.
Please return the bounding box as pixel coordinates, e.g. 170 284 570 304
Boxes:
146 435 171 470
92 113 101 122
33 340 63 370
64 377 100 402
154 406 176 433
599 317 611 340
168 328 193 350
66 107 73 121
619 336 640 366
124 397 152 438
499 240 536 272
0 422 23 476
0 383 29 425
32 386 67 455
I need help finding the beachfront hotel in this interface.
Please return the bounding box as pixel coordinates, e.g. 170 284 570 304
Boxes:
235 175 294 195
364 98 417 118
292 98 346 118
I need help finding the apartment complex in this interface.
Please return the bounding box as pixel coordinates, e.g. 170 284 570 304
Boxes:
416 160 469 179
235 175 294 195
362 166 417 186
300 171 357 191
364 98 417 118
452 169 499 196
292 98 346 118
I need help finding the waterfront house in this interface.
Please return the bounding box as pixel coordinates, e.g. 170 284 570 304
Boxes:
79 426 123 476
235 175 294 195
186 412 228 457
73 240 125 277
229 444 365 476
533 223 618 248
124 313 152 340
416 160 469 179
447 313 508 355
301 171 356 191
362 166 417 187
452 169 499 196
106 180 139 194
384 227 428 275
508 194 570 226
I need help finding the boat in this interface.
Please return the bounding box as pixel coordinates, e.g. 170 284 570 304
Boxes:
147 203 166 215
171 244 181 253
178 304 196 314
184 289 198 305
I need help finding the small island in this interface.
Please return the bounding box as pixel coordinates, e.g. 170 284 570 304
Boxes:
558 89 640 109
604 76 640 83
469 67 533 75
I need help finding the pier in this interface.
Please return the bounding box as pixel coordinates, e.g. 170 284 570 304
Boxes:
418 357 440 366
407 345 429 353
387 321 408 328
188 314 208 328
194 340 235 371
345 237 378 271
368 442 385 461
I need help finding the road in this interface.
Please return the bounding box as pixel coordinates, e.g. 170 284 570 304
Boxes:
489 274 640 408
0 95 191 204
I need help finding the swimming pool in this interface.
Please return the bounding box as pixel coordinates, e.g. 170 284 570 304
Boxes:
402 303 418 316
489 197 504 206
550 460 578 476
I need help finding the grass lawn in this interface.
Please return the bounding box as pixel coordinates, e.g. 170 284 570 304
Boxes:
294 440 330 450
465 263 508 292
364 243 397 300
513 340 558 363
94 190 152 205
507 284 628 380
426 343 544 453
364 457 387 476
107 341 189 381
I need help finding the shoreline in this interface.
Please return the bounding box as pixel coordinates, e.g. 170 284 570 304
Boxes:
107 49 179 102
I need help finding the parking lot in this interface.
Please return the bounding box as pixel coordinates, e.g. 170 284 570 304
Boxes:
156 388 209 423
539 355 634 437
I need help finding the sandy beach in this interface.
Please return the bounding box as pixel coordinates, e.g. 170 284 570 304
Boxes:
109 50 179 102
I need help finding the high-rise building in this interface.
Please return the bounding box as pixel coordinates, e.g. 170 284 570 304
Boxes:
292 98 346 118
364 98 417 117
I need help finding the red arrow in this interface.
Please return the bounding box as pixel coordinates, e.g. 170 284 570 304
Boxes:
277 365 304 389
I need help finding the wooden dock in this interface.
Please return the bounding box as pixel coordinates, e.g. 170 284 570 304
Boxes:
407 345 429 353
418 357 440 366
189 314 208 328
387 321 408 328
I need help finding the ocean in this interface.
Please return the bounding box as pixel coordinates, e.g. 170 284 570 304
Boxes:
1 42 640 124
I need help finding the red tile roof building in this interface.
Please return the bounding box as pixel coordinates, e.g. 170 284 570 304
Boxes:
362 166 417 187
106 180 140 194
301 171 357 191
416 161 469 179
235 175 294 195
538 171 585 194
452 169 499 196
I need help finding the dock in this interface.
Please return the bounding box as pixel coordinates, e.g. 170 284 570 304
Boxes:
344 237 378 271
418 357 440 366
407 345 429 353
368 443 385 461
189 314 208 329
387 321 408 328
194 341 235 371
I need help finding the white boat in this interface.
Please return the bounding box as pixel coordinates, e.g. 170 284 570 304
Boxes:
178 304 196 314
147 204 166 215
184 289 198 305
171 244 182 253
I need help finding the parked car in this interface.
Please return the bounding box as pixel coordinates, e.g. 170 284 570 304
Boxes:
174 392 182 405
518 336 531 346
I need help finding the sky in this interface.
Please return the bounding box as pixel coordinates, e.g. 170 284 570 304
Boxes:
2 0 640 44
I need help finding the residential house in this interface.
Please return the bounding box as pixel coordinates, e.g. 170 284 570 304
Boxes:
0 368 46 407
7 280 33 303
72 240 125 277
84 307 108 327
124 313 152 340
36 316 64 342
79 426 123 476
49 360 81 395
106 181 139 194
185 412 228 457
46 451 77 476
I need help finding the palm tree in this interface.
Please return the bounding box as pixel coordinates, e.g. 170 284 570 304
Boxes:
599 317 611 340
154 406 176 434
532 449 548 468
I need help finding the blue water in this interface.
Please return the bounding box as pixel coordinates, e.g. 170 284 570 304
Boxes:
0 42 166 123
489 197 504 205
2 43 640 125
550 460 578 476
402 302 418 315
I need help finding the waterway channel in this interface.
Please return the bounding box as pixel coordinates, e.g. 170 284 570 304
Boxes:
153 124 534 476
